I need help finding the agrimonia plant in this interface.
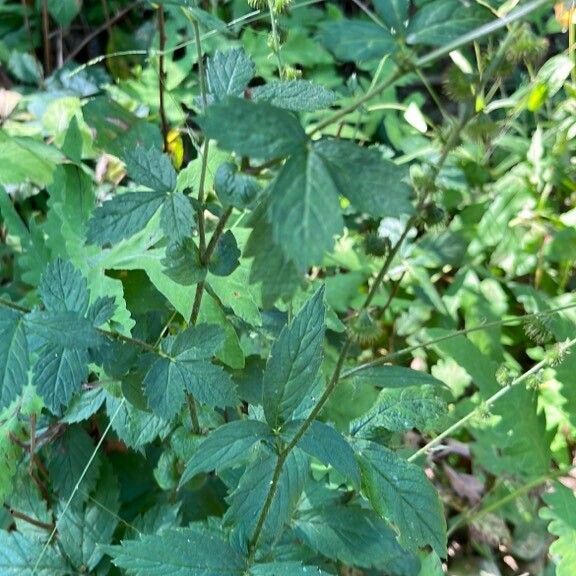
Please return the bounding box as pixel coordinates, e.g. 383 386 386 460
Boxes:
1 0 576 574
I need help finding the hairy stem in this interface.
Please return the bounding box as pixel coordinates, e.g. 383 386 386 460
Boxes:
407 338 576 463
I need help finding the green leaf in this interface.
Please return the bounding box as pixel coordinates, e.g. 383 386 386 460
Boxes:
351 385 449 436
33 344 89 414
106 525 245 576
356 441 447 557
282 420 360 488
263 287 326 427
160 192 195 243
250 562 332 575
7 51 43 85
199 98 307 159
315 140 413 218
0 131 63 187
86 191 165 246
406 0 492 46
62 115 83 162
121 145 177 192
350 365 448 389
62 388 106 424
47 425 101 501
319 21 395 61
38 258 90 315
58 463 120 571
294 505 420 573
208 259 261 326
24 311 104 349
245 214 302 308
87 296 117 327
208 230 240 277
161 238 206 286
224 446 309 544
0 309 28 410
214 162 261 210
143 325 237 420
0 531 71 575
48 0 82 27
179 420 273 486
540 482 576 576
373 0 408 33
267 149 343 270
207 48 255 102
185 5 229 35
0 405 25 504
251 80 337 112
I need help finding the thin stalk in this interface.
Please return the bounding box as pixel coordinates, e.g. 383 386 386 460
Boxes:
4 505 54 531
407 338 576 463
340 302 576 380
158 5 169 145
266 0 284 77
186 392 201 434
41 0 51 76
447 468 569 537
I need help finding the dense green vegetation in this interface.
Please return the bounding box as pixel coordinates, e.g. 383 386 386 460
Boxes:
0 0 575 574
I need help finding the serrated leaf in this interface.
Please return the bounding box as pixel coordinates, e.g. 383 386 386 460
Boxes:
199 98 307 159
351 385 449 436
33 344 89 414
315 140 413 218
208 230 240 277
160 192 195 243
0 406 24 504
281 420 360 488
25 310 104 349
319 21 395 61
214 162 261 210
106 525 245 576
294 505 420 573
263 287 326 427
406 0 492 46
47 425 101 501
0 309 28 409
87 296 117 327
121 145 177 192
0 531 71 575
540 482 576 576
161 238 206 286
38 258 90 315
207 48 255 102
267 149 343 271
58 462 120 570
224 446 309 544
62 115 83 162
62 387 106 424
373 0 408 33
251 80 337 112
356 440 447 556
180 420 273 486
86 191 165 246
143 325 237 420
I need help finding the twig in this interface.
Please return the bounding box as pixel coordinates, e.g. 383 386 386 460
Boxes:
4 505 54 531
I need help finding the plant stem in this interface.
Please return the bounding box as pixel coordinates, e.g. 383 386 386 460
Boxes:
266 0 284 77
4 505 54 531
41 0 51 76
407 338 576 463
157 4 169 146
